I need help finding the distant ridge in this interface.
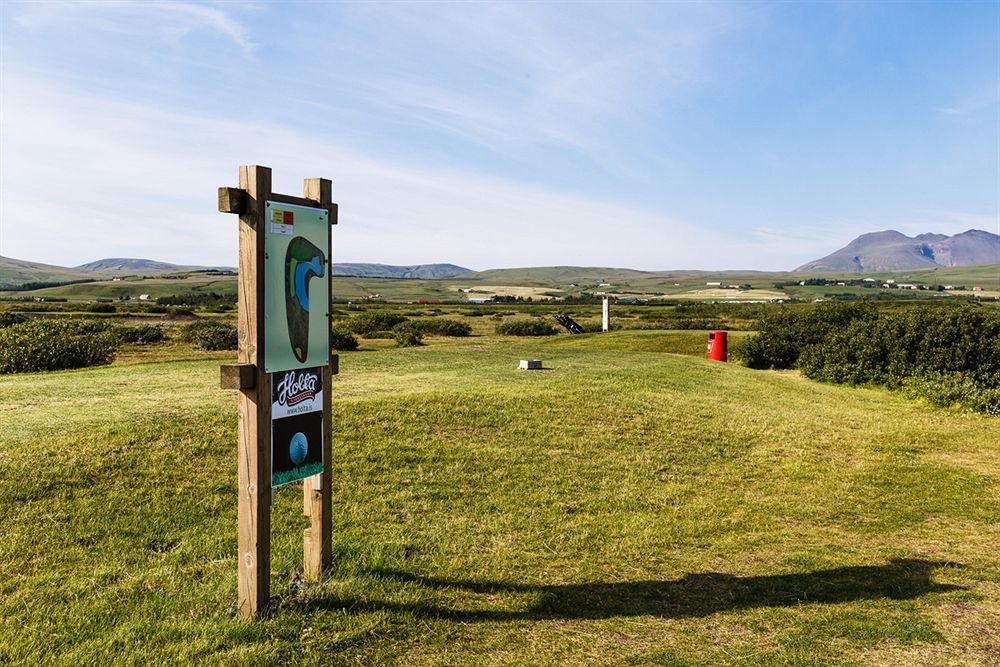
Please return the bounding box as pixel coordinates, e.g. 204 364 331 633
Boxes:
0 256 94 287
74 258 235 274
334 263 472 279
0 255 471 287
795 229 1000 273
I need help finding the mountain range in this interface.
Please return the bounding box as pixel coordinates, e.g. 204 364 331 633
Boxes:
794 229 999 273
1 228 997 288
0 255 471 288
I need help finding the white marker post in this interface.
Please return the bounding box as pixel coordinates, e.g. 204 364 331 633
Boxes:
602 297 610 332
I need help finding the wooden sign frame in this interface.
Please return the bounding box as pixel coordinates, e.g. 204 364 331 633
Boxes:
218 165 339 617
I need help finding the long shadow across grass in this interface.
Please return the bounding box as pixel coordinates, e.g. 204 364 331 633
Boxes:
296 559 962 621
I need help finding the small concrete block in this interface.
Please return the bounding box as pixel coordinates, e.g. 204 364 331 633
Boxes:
519 359 542 370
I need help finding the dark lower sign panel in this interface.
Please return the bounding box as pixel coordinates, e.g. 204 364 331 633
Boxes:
271 367 324 487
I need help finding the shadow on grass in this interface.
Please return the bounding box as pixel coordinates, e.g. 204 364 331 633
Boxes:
296 559 963 621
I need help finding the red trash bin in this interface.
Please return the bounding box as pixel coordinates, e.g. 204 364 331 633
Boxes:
706 330 728 362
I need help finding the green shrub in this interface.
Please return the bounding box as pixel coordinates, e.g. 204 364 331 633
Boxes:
114 324 166 345
87 303 116 313
190 323 238 351
348 311 409 334
495 319 558 336
179 320 237 350
0 320 119 373
409 318 472 337
798 307 1000 386
330 326 359 351
741 302 876 370
747 304 1000 415
0 312 27 328
902 371 1000 416
392 322 424 347
177 320 224 343
361 330 396 339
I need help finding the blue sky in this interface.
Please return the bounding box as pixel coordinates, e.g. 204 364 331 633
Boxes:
1 1 997 270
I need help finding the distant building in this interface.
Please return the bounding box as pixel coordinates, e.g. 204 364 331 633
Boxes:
706 282 721 286
972 286 983 292
138 294 152 301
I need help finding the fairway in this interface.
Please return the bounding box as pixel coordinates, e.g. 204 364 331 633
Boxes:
1 332 998 664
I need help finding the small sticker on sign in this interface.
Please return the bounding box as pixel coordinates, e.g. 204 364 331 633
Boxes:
271 209 294 235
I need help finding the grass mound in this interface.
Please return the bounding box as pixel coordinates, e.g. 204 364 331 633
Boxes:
0 336 996 663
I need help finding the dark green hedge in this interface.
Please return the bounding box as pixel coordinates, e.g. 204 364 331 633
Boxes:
347 311 409 334
0 320 118 373
330 326 359 351
495 319 558 336
408 318 472 337
741 303 1000 414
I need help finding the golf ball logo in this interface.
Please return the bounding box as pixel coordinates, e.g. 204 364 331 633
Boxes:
289 432 309 465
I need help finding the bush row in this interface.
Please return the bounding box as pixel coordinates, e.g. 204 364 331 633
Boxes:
740 303 1000 414
344 312 470 340
0 320 120 373
176 320 238 350
494 319 558 336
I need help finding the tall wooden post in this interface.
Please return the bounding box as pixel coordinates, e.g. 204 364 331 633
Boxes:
303 177 334 579
236 165 272 617
219 166 338 618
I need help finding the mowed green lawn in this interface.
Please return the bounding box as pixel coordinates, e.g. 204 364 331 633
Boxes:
1 331 997 665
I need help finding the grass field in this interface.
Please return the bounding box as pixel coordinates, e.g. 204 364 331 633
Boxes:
1 330 998 664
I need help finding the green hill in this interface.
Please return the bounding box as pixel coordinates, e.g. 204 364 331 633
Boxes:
0 256 94 288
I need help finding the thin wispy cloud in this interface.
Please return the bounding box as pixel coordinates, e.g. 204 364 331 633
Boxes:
11 1 254 55
938 82 1000 116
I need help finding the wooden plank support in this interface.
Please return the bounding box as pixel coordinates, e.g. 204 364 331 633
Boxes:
234 165 272 618
218 187 247 215
302 177 334 580
220 363 256 390
330 354 339 376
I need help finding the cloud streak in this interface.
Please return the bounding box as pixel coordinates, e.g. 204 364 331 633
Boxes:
11 0 254 55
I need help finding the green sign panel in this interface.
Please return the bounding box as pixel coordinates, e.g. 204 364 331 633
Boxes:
264 201 330 373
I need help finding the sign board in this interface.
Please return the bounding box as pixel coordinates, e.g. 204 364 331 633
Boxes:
271 367 325 487
264 201 330 373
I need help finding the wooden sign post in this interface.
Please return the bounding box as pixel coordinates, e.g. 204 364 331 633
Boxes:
218 165 338 618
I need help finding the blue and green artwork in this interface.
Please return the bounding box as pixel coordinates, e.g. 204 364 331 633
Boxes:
264 202 330 373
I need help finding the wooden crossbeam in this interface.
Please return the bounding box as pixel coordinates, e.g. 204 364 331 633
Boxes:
220 363 256 389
